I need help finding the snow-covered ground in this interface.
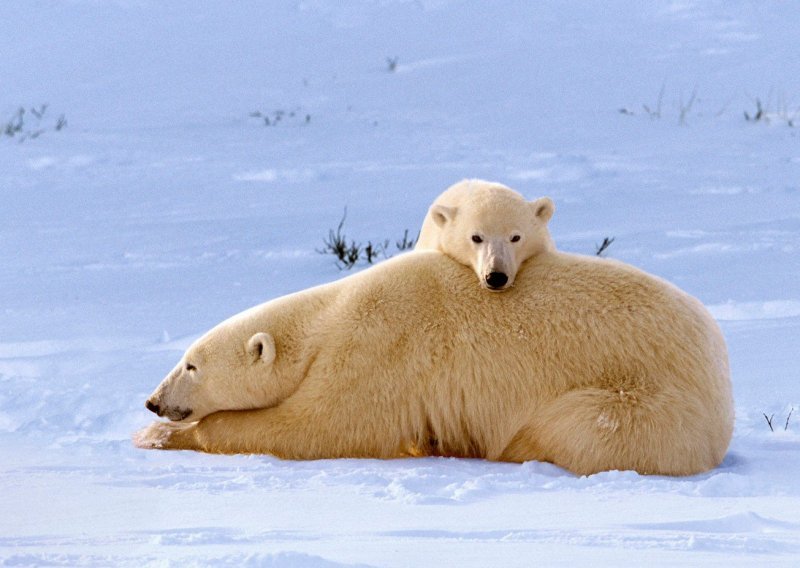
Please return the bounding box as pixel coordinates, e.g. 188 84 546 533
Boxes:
2 1 800 565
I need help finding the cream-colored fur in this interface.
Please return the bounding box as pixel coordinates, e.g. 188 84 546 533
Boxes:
416 179 555 291
142 286 333 423
136 250 733 476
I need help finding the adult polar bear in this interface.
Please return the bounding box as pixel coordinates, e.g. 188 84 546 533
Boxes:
136 250 733 476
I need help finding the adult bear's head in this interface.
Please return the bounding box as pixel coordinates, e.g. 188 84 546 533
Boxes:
145 310 292 422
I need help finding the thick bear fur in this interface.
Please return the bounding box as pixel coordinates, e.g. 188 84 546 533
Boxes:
416 179 555 291
136 250 733 476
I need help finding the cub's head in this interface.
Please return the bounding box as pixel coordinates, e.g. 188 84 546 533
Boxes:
416 179 555 291
144 327 279 422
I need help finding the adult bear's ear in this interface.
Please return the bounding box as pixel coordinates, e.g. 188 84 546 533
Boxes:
530 197 555 223
431 204 458 228
246 332 276 365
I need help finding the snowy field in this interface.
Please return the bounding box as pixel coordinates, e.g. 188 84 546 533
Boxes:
2 1 800 565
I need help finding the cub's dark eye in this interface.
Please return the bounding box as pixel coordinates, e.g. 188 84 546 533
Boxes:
510 235 521 243
185 363 197 372
471 235 483 244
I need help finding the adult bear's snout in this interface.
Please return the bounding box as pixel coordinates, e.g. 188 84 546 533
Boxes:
145 399 163 416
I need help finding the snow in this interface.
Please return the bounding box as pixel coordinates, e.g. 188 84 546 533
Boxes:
2 0 799 565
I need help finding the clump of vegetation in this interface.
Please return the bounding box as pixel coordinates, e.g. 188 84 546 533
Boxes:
763 407 794 432
642 84 665 119
318 209 418 270
595 237 615 257
621 87 800 127
618 84 667 120
744 95 797 127
618 84 699 125
318 209 360 269
3 104 67 142
250 107 310 127
677 87 697 125
744 98 766 123
395 229 416 251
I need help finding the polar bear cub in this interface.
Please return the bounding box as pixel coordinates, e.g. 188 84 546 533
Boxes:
416 179 555 291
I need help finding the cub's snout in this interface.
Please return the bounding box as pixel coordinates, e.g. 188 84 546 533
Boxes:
485 271 509 290
415 180 556 293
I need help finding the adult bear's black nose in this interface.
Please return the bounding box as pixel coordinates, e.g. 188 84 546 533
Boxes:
486 272 509 289
145 399 162 416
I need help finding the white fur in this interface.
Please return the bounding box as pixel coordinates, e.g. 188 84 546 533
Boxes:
138 249 733 476
416 179 555 291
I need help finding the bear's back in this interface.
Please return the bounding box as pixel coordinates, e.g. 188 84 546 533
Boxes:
309 249 727 398
295 249 731 462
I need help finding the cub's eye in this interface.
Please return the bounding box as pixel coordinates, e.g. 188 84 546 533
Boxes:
471 235 483 244
510 235 521 243
185 363 197 372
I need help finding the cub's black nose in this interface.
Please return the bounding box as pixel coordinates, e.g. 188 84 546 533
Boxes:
145 400 162 416
486 272 509 289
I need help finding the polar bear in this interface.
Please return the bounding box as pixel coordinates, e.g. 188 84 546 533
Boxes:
135 250 733 476
415 179 555 291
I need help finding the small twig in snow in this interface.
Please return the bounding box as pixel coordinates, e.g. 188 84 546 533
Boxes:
595 237 615 257
678 87 697 125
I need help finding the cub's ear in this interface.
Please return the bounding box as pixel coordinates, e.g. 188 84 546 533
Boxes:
530 197 555 223
246 332 276 365
430 204 458 228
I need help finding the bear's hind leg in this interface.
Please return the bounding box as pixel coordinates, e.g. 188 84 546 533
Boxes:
500 379 720 476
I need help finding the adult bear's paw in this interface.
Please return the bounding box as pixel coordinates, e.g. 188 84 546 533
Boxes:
133 420 195 450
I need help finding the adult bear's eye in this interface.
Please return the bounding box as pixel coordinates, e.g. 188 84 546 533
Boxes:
186 363 197 372
471 235 483 244
510 235 521 243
